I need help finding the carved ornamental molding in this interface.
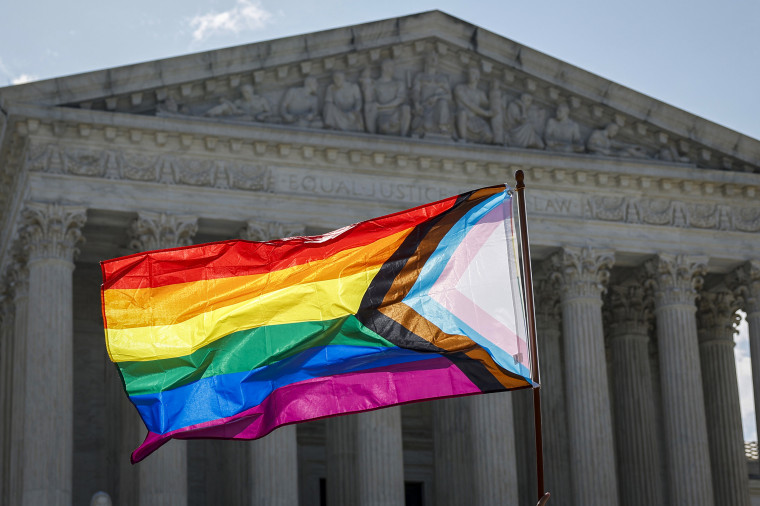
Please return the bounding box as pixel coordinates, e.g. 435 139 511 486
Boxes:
605 274 653 338
26 144 272 192
645 254 707 308
697 289 740 344
128 212 198 252
240 220 306 242
548 247 615 302
19 202 87 263
728 260 760 316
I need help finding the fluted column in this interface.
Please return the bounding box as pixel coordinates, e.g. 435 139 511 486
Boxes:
698 289 750 506
128 212 197 506
605 276 664 506
433 394 519 506
18 202 86 505
433 397 473 506
241 220 303 505
534 266 572 503
326 408 405 506
8 264 28 506
550 246 618 506
326 415 359 505
731 261 760 451
249 425 299 505
647 254 713 505
0 286 12 505
356 408 405 505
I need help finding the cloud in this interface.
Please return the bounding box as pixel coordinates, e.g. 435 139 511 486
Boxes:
11 74 39 85
190 0 272 42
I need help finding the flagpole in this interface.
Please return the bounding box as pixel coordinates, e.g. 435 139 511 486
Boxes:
514 170 550 505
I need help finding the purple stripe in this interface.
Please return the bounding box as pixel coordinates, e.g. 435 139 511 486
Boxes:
132 356 487 462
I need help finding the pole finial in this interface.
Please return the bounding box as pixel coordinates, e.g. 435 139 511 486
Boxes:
515 169 525 190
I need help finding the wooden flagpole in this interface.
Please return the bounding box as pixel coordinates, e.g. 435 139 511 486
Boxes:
514 170 551 505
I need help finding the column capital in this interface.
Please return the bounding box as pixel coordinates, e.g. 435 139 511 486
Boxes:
605 271 652 338
645 254 708 308
728 260 760 316
20 202 87 263
240 219 305 242
548 246 614 301
128 211 198 252
534 261 562 324
697 288 740 344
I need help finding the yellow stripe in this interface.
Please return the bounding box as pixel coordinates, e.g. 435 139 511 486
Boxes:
106 267 381 362
103 228 410 330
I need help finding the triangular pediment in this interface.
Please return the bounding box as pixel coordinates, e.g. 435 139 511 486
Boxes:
1 10 758 171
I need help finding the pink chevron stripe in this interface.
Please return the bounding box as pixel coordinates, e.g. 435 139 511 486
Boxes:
131 356 485 463
429 204 527 360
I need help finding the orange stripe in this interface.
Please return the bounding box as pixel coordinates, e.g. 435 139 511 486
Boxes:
104 227 412 330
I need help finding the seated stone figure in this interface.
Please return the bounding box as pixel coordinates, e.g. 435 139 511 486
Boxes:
506 93 545 149
323 71 364 132
280 76 323 128
361 60 411 137
204 84 272 122
545 102 583 152
454 66 494 143
411 52 453 137
587 123 648 157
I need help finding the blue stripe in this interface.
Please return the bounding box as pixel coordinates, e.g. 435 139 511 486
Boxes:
402 190 527 375
130 344 436 434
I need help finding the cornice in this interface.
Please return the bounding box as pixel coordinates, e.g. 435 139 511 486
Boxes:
0 11 757 171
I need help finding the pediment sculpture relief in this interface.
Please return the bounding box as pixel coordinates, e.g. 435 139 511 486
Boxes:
153 50 689 162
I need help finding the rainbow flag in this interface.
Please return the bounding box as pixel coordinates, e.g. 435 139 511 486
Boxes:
101 185 532 463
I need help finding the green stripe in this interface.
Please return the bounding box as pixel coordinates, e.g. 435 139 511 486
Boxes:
118 315 394 396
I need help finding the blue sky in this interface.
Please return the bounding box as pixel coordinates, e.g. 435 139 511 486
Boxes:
2 0 758 439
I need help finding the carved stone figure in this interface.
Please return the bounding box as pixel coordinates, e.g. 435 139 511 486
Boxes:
411 52 453 137
280 76 323 128
361 60 411 137
657 144 691 163
506 93 545 149
156 94 188 115
488 80 505 145
587 123 648 157
454 67 493 143
323 71 364 132
204 84 272 122
545 102 583 152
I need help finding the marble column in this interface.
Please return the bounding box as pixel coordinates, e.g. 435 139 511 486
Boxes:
550 246 618 506
0 286 12 505
128 212 197 506
326 408 405 506
18 202 86 505
8 263 28 506
698 289 750 505
605 276 664 506
241 220 303 505
533 266 572 504
647 254 714 505
249 426 299 506
731 261 760 452
326 415 359 505
433 394 519 506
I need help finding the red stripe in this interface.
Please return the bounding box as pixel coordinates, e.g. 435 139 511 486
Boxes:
102 195 459 290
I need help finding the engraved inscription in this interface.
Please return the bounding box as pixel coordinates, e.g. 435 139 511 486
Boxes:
275 170 458 203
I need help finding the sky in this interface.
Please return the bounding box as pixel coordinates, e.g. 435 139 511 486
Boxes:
2 0 758 439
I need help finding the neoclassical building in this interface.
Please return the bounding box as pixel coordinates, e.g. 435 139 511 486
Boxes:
0 10 759 506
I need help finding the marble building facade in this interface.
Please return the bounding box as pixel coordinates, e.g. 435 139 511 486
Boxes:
0 10 759 506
